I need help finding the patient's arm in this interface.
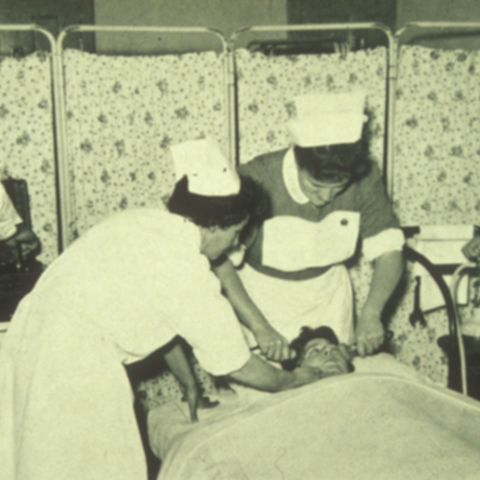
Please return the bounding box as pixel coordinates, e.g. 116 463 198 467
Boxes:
213 258 292 362
163 340 201 422
228 353 324 392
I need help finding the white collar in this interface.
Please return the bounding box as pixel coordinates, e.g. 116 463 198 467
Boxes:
282 148 310 204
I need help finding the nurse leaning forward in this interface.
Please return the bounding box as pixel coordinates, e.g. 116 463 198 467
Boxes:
214 90 405 361
0 138 324 480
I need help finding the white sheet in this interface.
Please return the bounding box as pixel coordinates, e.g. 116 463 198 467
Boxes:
148 354 480 480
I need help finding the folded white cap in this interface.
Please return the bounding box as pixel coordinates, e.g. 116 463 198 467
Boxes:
286 90 368 147
170 138 240 196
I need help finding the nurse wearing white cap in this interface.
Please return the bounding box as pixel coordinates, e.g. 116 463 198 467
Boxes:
214 91 405 360
0 137 325 480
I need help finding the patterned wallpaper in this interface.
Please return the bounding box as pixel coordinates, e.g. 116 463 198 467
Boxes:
63 49 229 241
0 52 59 264
235 47 388 166
393 45 480 226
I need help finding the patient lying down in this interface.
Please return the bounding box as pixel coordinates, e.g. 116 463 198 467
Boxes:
154 325 430 426
279 325 354 376
148 326 473 480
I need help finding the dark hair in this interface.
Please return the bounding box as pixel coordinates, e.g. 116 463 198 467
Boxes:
293 122 373 184
167 174 271 229
281 326 354 373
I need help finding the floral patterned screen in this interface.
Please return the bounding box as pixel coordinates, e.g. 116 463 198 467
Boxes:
393 45 480 226
0 51 59 264
389 44 480 385
63 49 229 242
234 47 388 166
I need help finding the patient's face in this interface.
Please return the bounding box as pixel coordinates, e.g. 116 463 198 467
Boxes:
300 338 349 375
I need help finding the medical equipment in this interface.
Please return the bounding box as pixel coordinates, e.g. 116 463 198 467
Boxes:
447 259 480 398
403 244 468 395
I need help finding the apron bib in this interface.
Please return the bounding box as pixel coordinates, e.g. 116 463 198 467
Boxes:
240 211 360 345
239 263 354 345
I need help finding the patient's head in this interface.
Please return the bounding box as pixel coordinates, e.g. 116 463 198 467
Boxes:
281 326 354 375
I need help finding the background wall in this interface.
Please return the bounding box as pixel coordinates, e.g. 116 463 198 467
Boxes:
397 0 480 50
94 0 288 53
0 0 94 53
3 0 480 53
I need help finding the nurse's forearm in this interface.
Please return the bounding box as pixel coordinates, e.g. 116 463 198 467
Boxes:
228 354 321 392
213 258 292 361
212 258 272 333
363 250 404 315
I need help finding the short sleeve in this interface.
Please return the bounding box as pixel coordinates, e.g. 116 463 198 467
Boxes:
358 163 399 240
0 184 22 240
363 228 405 261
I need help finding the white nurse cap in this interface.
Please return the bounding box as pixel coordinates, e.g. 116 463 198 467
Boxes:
286 90 368 147
170 138 240 196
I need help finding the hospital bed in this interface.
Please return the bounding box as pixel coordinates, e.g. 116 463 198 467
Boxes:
147 353 480 480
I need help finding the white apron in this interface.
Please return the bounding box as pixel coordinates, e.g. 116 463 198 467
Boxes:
239 211 360 345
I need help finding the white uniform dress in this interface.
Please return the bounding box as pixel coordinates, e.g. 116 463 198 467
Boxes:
0 209 250 480
237 148 404 345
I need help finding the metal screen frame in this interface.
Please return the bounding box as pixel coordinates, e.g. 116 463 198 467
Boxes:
54 25 232 250
229 23 395 183
0 24 60 257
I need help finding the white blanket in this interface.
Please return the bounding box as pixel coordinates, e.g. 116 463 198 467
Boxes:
148 355 480 480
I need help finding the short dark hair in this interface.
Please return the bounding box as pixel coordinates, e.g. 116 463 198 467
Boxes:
293 122 373 183
167 174 271 229
281 326 354 373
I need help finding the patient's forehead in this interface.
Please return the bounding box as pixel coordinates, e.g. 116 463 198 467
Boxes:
305 338 332 349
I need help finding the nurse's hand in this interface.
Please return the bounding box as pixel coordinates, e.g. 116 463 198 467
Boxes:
355 310 385 357
462 237 480 261
255 325 294 362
